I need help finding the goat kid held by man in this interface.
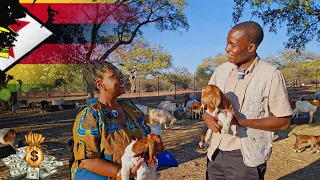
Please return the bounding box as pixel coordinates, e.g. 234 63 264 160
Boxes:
199 85 234 149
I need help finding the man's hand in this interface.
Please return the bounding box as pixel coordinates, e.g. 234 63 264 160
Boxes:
116 158 146 180
202 112 222 133
130 158 145 176
225 108 244 126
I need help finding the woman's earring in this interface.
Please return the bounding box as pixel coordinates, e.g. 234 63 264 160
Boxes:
102 85 107 91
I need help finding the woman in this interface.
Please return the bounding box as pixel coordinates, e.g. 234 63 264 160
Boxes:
70 61 150 180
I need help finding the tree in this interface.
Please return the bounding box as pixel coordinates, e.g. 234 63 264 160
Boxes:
50 0 189 63
112 38 172 92
162 67 192 90
3 0 189 100
196 53 228 85
265 49 320 85
233 0 320 52
6 64 83 93
59 0 189 97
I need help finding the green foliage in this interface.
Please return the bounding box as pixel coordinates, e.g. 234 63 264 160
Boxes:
233 0 320 51
196 53 228 85
264 49 320 84
162 67 192 90
0 88 11 101
112 38 172 92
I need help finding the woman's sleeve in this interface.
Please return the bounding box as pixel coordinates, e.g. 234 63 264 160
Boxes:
72 107 101 161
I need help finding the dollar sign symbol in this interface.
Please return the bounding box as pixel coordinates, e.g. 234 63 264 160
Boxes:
30 150 38 162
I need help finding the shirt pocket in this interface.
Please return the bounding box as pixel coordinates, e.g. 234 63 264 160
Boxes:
245 94 267 119
251 137 272 162
242 136 273 166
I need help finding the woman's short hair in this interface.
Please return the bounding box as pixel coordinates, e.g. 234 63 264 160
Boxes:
82 61 119 92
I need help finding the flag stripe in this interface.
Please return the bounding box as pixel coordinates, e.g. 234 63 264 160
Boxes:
21 3 121 24
20 0 113 3
43 24 115 44
18 44 111 64
7 64 83 84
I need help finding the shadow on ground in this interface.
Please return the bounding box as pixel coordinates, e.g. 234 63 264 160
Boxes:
279 160 320 180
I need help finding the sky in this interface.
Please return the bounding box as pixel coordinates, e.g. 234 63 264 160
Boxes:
141 0 319 74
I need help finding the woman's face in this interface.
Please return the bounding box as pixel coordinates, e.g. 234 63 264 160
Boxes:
97 65 125 97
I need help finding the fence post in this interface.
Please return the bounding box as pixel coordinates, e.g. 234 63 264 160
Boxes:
158 76 160 100
193 73 196 94
26 84 28 101
316 68 318 91
174 79 176 99
139 75 141 100
64 83 66 98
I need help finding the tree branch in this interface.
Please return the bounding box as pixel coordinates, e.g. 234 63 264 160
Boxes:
98 19 154 62
299 19 320 37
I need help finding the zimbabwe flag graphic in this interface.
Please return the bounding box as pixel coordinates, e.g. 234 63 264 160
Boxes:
1 0 120 100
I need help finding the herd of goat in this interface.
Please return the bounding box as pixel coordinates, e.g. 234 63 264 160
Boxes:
0 88 320 179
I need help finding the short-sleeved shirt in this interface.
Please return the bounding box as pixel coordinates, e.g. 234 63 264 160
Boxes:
70 100 150 179
208 57 292 151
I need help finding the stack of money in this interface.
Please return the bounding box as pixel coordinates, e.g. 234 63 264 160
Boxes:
1 146 63 179
16 146 27 159
1 157 12 167
26 167 40 179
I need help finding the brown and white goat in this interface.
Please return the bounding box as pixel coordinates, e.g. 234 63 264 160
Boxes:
188 101 203 119
0 128 16 151
199 85 233 148
290 100 318 123
292 133 320 154
121 134 164 180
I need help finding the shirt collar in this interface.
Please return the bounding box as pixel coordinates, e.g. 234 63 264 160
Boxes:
232 56 260 75
245 56 260 74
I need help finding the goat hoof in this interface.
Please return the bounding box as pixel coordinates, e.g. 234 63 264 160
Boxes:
293 149 297 153
298 150 301 153
199 142 203 149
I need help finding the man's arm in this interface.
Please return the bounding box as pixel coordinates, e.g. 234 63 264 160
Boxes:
242 115 291 131
225 109 290 131
226 69 292 131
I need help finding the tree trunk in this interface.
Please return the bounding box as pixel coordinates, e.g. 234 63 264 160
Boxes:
129 75 136 93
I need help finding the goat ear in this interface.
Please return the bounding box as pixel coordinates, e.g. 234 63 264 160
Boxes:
212 87 221 110
219 90 232 109
147 135 156 159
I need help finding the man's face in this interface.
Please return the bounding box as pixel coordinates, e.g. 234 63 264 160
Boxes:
225 29 252 65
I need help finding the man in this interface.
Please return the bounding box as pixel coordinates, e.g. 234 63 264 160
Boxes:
203 21 292 180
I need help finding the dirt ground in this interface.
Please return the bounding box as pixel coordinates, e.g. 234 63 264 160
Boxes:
0 86 320 180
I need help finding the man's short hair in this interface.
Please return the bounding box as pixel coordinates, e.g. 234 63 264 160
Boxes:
232 21 264 46
82 61 119 92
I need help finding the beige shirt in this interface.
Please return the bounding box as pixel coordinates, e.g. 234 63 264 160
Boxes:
208 57 292 151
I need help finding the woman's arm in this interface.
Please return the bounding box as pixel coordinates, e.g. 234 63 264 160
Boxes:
79 158 119 178
79 158 143 178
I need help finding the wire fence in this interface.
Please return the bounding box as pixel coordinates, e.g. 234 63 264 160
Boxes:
14 70 320 103
15 75 206 102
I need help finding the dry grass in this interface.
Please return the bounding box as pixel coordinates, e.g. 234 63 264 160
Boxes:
1 86 320 179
